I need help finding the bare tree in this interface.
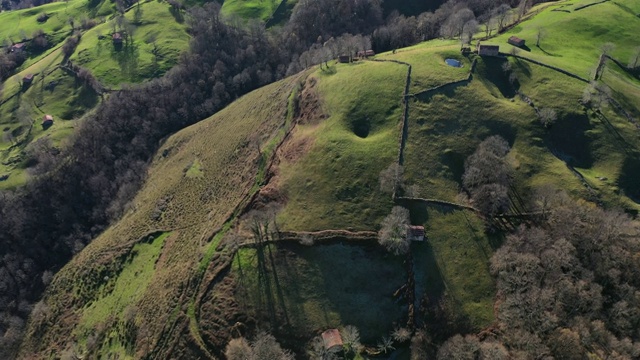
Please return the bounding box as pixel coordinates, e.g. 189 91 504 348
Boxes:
516 0 529 21
493 4 511 33
378 206 410 255
341 325 362 354
600 42 615 56
437 335 480 360
392 327 412 343
225 337 253 360
462 19 479 45
538 107 557 127
377 336 395 354
535 27 546 47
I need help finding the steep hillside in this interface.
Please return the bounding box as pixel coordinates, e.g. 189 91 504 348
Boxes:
20 72 307 358
18 0 640 359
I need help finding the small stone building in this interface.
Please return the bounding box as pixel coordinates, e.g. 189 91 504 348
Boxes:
22 74 34 85
478 44 500 56
321 329 343 353
112 33 123 45
338 55 350 63
10 43 26 53
42 114 54 128
508 36 525 47
407 225 425 242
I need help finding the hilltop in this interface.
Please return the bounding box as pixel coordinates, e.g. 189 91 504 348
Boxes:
14 0 640 358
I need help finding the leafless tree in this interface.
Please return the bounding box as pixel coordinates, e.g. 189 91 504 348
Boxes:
600 42 615 56
493 4 511 33
377 336 395 354
538 107 557 127
437 334 480 360
392 327 412 343
378 206 410 255
535 27 546 47
225 337 253 360
629 47 640 69
341 325 362 354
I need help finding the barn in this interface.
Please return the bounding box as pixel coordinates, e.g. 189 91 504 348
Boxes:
321 329 343 353
508 36 526 47
42 114 54 128
478 45 500 56
407 225 425 242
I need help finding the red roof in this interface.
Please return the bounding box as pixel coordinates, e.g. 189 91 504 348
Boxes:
508 36 525 44
409 225 425 236
321 329 343 351
42 115 54 124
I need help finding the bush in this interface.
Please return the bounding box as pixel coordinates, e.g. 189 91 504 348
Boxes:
36 12 49 23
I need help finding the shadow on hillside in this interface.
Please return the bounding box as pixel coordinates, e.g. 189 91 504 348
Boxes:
618 154 640 205
111 42 140 80
545 112 595 168
478 57 519 98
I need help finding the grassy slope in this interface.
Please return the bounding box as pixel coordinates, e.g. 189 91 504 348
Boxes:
0 0 190 189
486 0 640 78
277 61 404 231
18 1 640 357
20 74 303 358
69 1 190 87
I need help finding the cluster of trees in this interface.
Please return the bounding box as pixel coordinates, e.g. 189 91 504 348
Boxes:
0 50 26 82
291 34 372 73
371 0 529 52
435 190 640 359
462 135 513 218
225 331 294 360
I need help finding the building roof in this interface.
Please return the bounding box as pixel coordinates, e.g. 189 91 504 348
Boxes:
11 43 26 50
509 36 525 44
112 33 122 40
479 44 500 49
23 74 34 80
408 225 425 236
43 114 54 122
321 329 343 351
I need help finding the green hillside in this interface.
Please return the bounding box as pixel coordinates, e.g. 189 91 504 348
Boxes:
0 0 190 189
17 0 640 358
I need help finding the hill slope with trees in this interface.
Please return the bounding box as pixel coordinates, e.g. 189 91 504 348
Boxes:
1 0 639 358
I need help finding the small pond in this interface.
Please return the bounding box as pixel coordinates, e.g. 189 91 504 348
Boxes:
445 58 463 67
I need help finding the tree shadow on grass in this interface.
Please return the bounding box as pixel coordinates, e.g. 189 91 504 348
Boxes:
617 154 640 206
477 57 519 98
545 112 595 168
111 42 140 81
